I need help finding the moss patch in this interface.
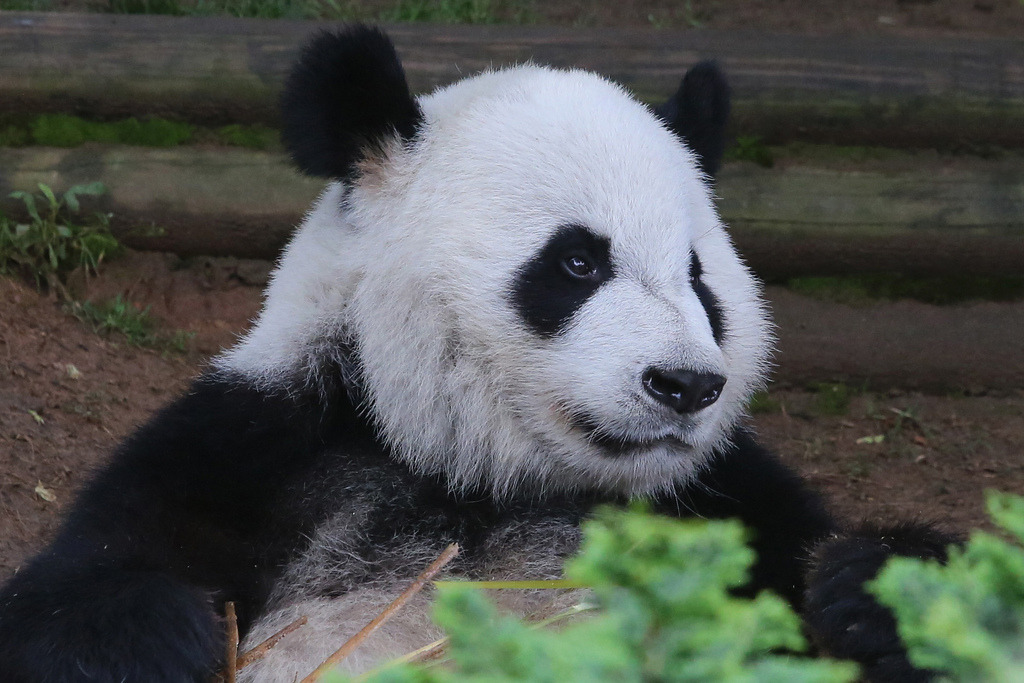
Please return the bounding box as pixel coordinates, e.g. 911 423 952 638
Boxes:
0 114 280 150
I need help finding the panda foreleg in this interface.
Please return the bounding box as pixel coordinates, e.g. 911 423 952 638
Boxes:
0 373 343 681
0 561 220 683
804 522 956 683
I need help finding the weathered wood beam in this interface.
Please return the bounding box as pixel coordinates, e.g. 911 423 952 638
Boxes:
1 146 1020 276
1 12 1022 147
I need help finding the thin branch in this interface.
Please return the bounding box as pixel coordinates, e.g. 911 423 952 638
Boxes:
300 543 460 683
236 615 309 670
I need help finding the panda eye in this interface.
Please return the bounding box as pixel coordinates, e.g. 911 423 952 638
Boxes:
561 254 598 280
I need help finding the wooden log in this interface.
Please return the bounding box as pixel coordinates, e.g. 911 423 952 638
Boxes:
0 12 1022 147
0 146 1020 276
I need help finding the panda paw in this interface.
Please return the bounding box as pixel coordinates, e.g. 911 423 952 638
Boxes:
803 523 955 683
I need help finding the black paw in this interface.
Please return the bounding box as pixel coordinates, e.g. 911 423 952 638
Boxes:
804 523 954 683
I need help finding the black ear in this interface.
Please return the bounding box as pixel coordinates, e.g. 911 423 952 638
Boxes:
655 61 730 179
280 26 423 180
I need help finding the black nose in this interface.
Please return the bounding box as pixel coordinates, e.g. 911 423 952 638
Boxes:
642 368 726 414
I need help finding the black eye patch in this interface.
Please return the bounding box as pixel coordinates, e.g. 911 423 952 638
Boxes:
510 225 614 338
690 251 726 345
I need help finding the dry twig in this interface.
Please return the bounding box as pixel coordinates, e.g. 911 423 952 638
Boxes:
224 601 239 683
300 543 460 683
236 615 309 670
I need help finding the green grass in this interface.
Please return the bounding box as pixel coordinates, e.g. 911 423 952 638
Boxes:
724 135 774 168
0 0 54 8
0 0 536 21
68 295 194 352
784 274 1024 306
812 382 852 416
380 0 508 23
28 114 194 147
212 123 279 149
0 182 120 294
68 296 156 346
747 389 781 415
0 114 281 150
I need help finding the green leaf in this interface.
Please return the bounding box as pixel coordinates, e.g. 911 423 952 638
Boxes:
37 183 57 209
63 182 106 215
10 191 40 222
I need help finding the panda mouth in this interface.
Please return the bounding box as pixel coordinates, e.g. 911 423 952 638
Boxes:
571 414 687 456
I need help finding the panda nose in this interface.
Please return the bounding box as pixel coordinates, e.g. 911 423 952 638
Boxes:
642 368 726 414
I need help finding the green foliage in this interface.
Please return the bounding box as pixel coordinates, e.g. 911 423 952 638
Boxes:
725 135 774 168
0 182 119 292
812 382 851 416
93 0 534 21
0 0 53 9
871 492 1024 682
0 114 281 150
0 123 32 146
335 510 857 683
68 296 194 352
29 114 194 147
380 0 500 23
748 390 781 415
68 296 156 346
213 123 279 149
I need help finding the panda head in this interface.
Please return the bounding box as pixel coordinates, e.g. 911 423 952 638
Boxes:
219 27 772 498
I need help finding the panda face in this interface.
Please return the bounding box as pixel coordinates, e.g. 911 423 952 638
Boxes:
221 41 771 497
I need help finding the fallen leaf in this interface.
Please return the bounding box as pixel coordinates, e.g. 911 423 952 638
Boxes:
66 364 82 380
913 434 928 446
856 434 885 445
34 482 56 503
27 410 44 425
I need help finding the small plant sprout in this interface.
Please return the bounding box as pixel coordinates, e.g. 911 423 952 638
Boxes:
0 182 118 295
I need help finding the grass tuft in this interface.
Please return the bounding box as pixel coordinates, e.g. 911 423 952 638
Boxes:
0 183 119 294
68 296 195 353
28 114 194 148
813 382 852 416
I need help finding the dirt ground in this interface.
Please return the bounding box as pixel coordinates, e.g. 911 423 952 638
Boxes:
1 252 1022 582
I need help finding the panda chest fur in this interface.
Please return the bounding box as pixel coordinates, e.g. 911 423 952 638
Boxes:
241 464 589 680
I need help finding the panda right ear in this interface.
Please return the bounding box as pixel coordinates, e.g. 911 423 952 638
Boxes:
280 26 423 180
654 61 731 179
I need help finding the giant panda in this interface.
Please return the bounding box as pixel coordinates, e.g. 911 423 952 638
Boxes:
0 26 952 682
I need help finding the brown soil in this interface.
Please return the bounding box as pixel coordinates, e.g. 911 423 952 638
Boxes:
2 252 1022 582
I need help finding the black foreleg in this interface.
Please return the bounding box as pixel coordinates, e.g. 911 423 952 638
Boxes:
804 522 957 683
0 373 356 681
0 561 220 683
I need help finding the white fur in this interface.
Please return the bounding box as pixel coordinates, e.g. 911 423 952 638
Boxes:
218 65 772 498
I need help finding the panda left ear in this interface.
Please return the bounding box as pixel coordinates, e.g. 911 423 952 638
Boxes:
655 61 731 179
280 26 423 180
